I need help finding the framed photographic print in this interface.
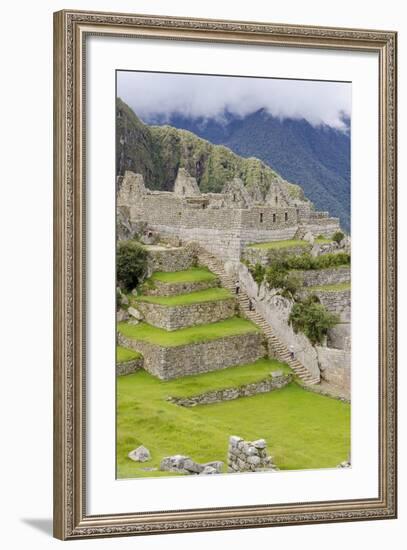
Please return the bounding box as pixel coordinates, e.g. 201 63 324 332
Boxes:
53 9 397 540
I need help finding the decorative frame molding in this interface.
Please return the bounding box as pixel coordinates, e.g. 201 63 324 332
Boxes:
53 9 397 540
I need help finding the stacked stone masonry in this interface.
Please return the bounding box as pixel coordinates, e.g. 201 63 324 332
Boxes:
298 266 350 287
136 297 237 331
118 332 266 380
117 170 341 263
227 436 277 473
146 245 196 274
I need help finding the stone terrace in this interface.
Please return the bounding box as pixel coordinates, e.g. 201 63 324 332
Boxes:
118 264 268 380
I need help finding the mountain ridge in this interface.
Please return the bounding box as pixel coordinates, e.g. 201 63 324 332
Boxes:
116 98 307 204
148 109 351 232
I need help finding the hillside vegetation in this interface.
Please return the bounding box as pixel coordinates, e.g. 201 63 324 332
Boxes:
116 98 303 200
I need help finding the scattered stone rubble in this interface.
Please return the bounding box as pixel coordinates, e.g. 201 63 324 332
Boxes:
337 460 351 468
159 455 224 475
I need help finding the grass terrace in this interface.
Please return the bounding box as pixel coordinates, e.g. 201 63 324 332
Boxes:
247 239 310 250
168 358 292 399
118 316 260 347
149 267 218 284
117 367 350 478
135 287 232 307
308 282 351 292
315 237 334 244
117 346 142 363
247 237 333 251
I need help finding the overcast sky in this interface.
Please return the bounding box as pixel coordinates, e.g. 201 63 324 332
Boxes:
117 71 351 130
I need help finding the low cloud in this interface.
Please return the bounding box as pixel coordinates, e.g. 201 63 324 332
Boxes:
117 71 351 130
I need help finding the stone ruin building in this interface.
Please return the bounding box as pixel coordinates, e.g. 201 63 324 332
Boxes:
117 168 341 264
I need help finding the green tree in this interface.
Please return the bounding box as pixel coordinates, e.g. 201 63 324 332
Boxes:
289 295 339 345
332 231 345 244
117 240 148 292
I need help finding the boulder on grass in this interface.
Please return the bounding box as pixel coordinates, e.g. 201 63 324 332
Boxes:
128 445 151 463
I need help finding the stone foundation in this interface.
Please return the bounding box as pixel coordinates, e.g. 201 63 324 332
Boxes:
118 332 266 380
136 298 237 330
168 372 292 407
227 436 277 473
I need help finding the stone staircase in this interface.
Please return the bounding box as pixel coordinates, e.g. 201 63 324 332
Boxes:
197 248 320 386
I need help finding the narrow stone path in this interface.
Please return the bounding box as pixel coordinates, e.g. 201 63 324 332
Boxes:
197 248 320 386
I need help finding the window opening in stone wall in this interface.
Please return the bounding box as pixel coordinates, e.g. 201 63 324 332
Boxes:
273 213 276 223
260 212 263 223
285 212 288 222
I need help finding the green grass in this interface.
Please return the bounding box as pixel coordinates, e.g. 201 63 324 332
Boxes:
117 346 142 363
149 268 218 284
247 239 311 250
118 317 260 347
308 282 351 292
135 287 232 307
117 370 350 478
315 237 333 244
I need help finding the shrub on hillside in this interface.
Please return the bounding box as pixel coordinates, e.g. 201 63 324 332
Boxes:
117 240 148 292
289 295 339 345
284 252 350 270
265 265 303 298
332 231 345 244
250 262 266 285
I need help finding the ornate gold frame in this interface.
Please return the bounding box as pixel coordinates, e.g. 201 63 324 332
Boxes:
53 9 397 540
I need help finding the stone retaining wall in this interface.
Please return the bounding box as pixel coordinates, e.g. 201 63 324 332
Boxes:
316 346 351 389
327 323 351 351
298 266 350 287
116 356 144 376
143 277 219 296
227 436 277 473
118 331 266 380
313 289 350 322
150 224 298 264
136 298 237 330
168 372 292 406
146 245 195 274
